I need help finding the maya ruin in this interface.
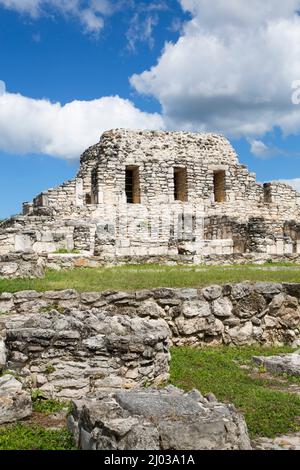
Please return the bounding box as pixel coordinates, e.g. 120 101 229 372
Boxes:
1 129 300 265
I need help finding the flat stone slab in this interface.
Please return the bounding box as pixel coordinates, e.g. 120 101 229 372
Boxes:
68 386 251 450
253 353 300 377
0 375 32 425
253 432 300 451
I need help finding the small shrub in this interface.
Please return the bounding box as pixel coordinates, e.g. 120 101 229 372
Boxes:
44 364 56 375
33 398 67 415
40 304 65 314
258 364 267 374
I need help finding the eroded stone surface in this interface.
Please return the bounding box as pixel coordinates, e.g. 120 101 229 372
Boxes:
68 386 251 450
0 252 44 279
1 309 170 399
0 339 6 371
0 283 300 350
253 433 300 451
0 375 32 425
253 353 300 377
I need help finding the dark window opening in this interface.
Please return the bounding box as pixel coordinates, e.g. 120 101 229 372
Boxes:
126 166 140 204
264 184 272 203
213 171 226 203
174 167 187 202
85 194 92 205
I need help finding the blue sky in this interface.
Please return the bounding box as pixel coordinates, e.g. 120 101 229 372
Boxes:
1 0 300 218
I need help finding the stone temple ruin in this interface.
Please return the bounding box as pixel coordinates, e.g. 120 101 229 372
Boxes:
1 128 300 263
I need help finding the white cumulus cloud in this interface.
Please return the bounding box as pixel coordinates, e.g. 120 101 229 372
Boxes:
249 140 273 159
131 0 300 142
0 0 117 33
0 89 164 159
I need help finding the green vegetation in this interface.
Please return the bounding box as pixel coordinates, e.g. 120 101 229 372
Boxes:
170 346 300 438
0 263 300 293
0 394 73 450
44 364 56 375
39 304 66 314
32 396 68 415
54 248 80 254
0 424 74 450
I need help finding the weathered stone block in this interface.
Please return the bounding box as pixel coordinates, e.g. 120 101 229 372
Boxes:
0 375 32 425
253 353 300 377
69 387 251 450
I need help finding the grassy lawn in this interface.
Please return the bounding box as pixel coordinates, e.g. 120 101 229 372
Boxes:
170 346 300 438
1 263 300 293
0 424 74 450
0 395 74 450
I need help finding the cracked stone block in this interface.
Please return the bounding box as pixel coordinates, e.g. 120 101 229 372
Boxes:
0 375 32 425
68 386 251 450
253 353 300 377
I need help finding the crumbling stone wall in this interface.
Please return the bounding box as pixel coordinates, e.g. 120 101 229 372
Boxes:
0 283 300 350
0 303 170 399
0 252 44 278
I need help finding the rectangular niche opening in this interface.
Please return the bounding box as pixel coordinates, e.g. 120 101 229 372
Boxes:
213 171 226 203
174 167 188 202
85 194 92 205
263 184 272 204
125 166 140 204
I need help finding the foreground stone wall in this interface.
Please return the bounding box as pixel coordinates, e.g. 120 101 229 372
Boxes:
1 282 300 348
0 307 170 399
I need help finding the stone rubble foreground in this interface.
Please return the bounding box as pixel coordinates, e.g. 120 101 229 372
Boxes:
68 386 251 450
253 353 300 377
0 375 32 425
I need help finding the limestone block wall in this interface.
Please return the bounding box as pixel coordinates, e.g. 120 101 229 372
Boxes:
93 130 249 207
0 283 299 399
0 252 44 278
1 250 299 277
0 283 299 349
0 303 170 399
0 216 76 254
76 141 104 201
33 180 78 214
204 216 300 256
264 182 298 208
93 203 205 259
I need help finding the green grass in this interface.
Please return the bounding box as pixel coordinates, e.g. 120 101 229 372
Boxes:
170 346 300 438
0 424 75 450
0 263 300 293
32 396 68 415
